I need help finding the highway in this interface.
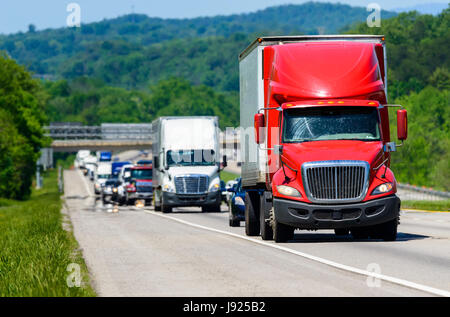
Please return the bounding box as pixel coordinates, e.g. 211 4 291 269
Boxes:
63 167 450 297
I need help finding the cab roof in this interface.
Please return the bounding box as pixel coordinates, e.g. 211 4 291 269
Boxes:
281 99 380 110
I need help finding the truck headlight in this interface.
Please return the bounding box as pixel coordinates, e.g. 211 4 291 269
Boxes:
277 185 302 198
234 196 245 206
162 184 175 193
210 183 220 192
371 183 393 195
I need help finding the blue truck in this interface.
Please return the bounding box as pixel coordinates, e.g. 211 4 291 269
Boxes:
112 161 132 177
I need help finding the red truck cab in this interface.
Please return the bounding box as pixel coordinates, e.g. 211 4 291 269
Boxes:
239 36 408 242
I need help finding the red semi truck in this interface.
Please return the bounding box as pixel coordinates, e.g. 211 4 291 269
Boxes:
239 35 408 242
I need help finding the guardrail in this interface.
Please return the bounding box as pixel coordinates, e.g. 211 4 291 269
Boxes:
397 183 450 201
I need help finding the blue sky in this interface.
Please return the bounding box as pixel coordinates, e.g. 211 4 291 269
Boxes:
0 0 448 34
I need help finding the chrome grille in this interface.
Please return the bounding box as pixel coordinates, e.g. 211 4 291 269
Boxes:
302 161 369 203
174 175 208 194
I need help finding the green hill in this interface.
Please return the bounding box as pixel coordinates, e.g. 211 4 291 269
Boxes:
0 2 396 80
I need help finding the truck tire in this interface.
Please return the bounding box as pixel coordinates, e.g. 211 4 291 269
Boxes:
272 217 294 243
260 193 273 240
154 191 161 211
245 191 260 236
229 218 240 227
161 199 172 213
378 218 398 241
334 228 350 236
351 227 370 239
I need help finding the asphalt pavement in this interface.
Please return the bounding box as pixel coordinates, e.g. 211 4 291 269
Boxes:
63 168 450 297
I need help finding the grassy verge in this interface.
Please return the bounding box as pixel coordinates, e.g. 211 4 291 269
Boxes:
0 169 95 297
402 200 450 212
221 170 240 183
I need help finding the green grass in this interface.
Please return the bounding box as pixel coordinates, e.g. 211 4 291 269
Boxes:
221 170 240 183
0 199 14 208
0 170 96 297
402 200 450 212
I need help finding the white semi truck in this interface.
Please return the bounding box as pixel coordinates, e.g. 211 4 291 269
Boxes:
152 116 226 213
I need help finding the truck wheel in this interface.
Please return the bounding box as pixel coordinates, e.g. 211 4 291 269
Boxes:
351 228 370 239
334 228 350 236
154 191 161 211
212 202 222 213
161 198 172 213
245 191 260 236
162 204 172 213
260 193 273 240
379 218 398 241
272 218 294 243
229 218 240 227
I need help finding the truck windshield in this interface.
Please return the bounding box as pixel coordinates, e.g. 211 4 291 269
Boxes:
166 149 216 167
131 169 152 180
283 106 381 143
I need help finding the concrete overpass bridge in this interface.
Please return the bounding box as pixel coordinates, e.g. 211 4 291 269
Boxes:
40 122 240 167
45 123 154 152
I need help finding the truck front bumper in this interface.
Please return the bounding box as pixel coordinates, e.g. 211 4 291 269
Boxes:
162 191 221 208
273 195 400 229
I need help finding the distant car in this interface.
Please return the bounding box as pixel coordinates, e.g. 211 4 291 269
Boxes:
112 161 132 178
228 178 245 227
101 179 121 203
125 166 153 205
75 150 91 169
94 163 112 195
228 178 263 227
224 179 238 204
116 164 135 205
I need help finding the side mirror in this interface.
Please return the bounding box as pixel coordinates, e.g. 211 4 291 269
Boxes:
384 142 397 153
397 109 408 141
274 145 283 155
254 113 265 144
154 157 159 169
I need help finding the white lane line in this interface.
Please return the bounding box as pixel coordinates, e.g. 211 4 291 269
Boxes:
144 210 450 297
